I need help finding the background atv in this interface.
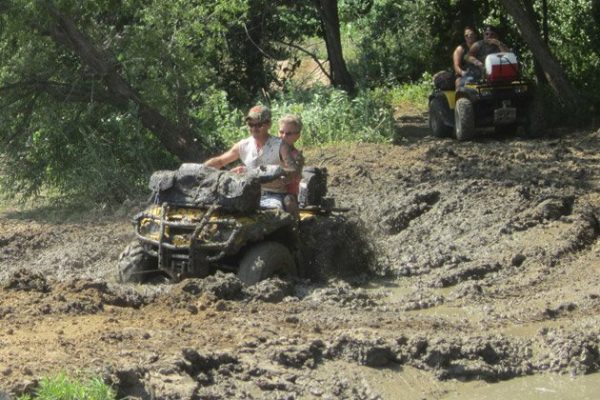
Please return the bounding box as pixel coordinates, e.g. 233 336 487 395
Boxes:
117 164 336 285
428 52 541 140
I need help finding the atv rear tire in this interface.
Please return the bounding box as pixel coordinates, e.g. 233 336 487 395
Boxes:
117 241 156 283
237 241 296 285
428 97 452 137
454 98 475 141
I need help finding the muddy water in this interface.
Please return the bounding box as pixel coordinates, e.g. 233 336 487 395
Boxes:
365 279 484 319
317 363 600 400
360 279 600 398
440 373 600 400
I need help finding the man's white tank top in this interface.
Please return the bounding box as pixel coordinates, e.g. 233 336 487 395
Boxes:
238 135 285 192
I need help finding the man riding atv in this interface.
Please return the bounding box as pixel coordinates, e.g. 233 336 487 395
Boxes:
429 25 540 140
203 104 302 211
116 162 335 286
461 25 510 86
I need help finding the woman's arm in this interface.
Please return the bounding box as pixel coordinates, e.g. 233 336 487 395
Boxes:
453 46 465 76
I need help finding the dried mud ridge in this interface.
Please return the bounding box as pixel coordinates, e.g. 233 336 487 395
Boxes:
1 128 600 399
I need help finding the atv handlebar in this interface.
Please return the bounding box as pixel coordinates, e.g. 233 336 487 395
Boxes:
245 165 287 184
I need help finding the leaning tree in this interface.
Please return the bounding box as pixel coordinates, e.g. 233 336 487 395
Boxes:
498 0 583 108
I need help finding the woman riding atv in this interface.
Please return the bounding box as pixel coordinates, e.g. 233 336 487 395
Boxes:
453 26 478 89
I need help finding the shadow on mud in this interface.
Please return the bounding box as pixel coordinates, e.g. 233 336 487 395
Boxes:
1 200 136 224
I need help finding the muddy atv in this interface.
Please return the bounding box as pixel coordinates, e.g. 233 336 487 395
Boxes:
429 52 541 140
117 164 334 285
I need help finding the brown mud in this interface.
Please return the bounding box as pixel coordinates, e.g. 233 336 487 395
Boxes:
1 125 599 399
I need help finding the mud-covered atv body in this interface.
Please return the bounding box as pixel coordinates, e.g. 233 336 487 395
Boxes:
118 164 335 285
429 52 540 140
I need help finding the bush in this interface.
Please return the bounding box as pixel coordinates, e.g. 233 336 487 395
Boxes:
268 84 396 146
0 82 405 206
0 88 239 205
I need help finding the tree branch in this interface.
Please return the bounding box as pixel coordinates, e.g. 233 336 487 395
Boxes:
242 23 277 60
43 1 208 162
0 80 116 104
498 0 583 108
274 39 332 81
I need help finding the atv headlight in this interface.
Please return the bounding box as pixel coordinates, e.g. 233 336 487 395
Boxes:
479 88 493 97
139 218 161 238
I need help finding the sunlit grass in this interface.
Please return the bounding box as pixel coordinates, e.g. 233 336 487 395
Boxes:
268 84 396 146
17 373 116 400
386 73 432 113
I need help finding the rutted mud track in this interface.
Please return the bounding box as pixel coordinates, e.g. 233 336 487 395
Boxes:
1 128 599 399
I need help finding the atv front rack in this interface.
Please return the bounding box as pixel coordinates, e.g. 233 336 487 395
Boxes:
134 203 243 277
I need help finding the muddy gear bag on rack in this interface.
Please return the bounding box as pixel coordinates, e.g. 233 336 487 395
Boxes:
149 164 261 213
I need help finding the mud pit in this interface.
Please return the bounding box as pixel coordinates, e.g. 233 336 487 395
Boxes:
1 127 600 399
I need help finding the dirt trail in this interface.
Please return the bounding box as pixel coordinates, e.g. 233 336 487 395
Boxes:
1 125 599 399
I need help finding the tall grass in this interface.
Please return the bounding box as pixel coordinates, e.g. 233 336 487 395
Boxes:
17 373 115 400
385 72 432 113
267 84 396 147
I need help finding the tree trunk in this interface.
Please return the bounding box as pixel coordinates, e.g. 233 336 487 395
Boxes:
522 0 547 84
45 3 207 162
498 0 582 108
542 0 549 43
312 0 356 95
240 0 267 104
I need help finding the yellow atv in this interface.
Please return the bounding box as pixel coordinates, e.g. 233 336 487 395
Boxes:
429 52 540 140
117 164 334 285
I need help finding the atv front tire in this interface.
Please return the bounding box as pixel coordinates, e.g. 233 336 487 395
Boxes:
237 241 297 285
117 241 156 283
454 98 475 141
524 96 545 138
428 97 452 138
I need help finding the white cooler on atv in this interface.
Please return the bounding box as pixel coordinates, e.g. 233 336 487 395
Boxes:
485 52 519 83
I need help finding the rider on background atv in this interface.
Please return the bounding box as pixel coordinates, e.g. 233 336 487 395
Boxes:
453 26 478 90
461 25 509 86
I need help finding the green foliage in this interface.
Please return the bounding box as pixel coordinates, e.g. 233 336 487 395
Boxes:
0 88 239 204
343 0 436 85
18 372 115 400
0 0 325 204
338 0 493 86
269 84 396 146
386 73 432 112
542 0 600 105
0 101 175 203
1 0 599 206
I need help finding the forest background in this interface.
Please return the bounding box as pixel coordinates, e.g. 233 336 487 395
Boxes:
1 0 599 205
